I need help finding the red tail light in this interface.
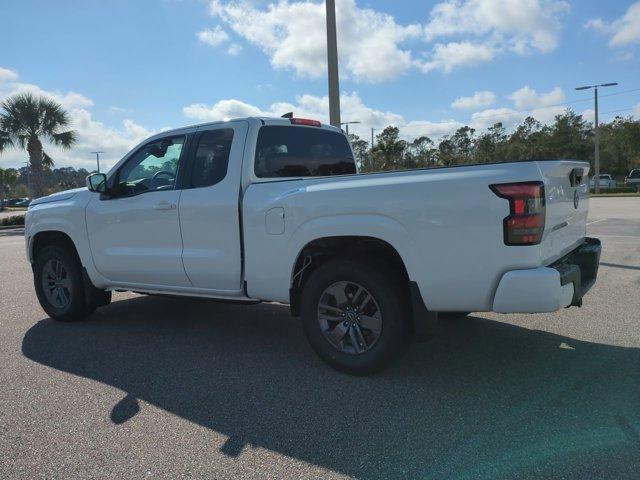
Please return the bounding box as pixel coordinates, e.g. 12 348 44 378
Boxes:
290 118 322 127
490 182 545 245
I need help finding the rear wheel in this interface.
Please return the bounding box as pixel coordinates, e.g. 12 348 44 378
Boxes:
34 244 99 322
300 260 411 375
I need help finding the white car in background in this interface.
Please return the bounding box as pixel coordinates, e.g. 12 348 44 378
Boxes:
590 174 617 190
624 169 640 191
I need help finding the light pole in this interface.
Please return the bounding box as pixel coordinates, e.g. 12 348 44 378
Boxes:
575 82 618 194
91 151 104 173
326 0 341 127
371 128 377 151
340 121 360 136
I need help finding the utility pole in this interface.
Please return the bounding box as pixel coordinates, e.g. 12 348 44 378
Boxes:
326 0 341 127
341 121 360 136
91 151 104 173
575 82 618 194
371 128 376 151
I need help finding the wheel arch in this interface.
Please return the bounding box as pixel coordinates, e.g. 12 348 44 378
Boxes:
289 235 411 316
30 230 80 264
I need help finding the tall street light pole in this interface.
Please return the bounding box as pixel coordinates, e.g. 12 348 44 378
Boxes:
91 151 104 173
326 0 341 127
575 82 618 194
341 121 360 136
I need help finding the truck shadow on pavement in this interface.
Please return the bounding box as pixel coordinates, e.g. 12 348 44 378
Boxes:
22 295 640 479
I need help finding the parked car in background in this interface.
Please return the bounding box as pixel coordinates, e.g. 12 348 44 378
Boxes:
624 169 640 191
4 197 30 207
590 174 617 190
25 117 601 374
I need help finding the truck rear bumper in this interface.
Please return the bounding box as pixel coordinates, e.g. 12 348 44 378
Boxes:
492 237 601 313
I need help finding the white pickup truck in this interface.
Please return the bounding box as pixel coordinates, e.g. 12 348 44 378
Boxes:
26 117 601 374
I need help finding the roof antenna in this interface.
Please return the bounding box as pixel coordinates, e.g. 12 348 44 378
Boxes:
281 112 294 118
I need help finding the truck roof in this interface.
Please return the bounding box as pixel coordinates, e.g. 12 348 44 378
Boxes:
154 116 343 138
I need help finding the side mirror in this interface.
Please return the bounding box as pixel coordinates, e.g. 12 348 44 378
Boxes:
86 173 108 193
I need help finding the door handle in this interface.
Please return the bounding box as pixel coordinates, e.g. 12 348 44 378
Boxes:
154 201 176 211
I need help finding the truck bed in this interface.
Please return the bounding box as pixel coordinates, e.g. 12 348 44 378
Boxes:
242 160 590 312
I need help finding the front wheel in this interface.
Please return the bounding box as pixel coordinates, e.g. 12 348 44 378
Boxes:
34 244 97 322
300 260 411 375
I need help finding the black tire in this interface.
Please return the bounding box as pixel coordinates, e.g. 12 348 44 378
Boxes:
34 244 96 322
300 259 411 375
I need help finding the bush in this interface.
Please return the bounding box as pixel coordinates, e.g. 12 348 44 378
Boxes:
0 215 25 227
590 187 637 194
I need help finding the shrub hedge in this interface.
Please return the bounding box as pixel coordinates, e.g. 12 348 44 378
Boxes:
0 215 25 227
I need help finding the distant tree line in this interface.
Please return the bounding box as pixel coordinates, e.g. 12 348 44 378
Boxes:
351 110 640 176
0 165 91 200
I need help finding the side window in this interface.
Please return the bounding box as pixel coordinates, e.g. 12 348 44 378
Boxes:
115 136 185 196
255 126 356 178
190 129 234 188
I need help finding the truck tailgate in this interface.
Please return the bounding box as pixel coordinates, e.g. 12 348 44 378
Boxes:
537 160 590 264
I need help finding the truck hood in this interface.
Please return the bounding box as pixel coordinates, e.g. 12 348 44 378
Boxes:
29 187 88 207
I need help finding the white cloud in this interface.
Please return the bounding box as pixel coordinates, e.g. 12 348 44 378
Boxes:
425 0 569 53
470 107 524 130
451 90 496 110
184 92 403 136
0 80 93 110
0 69 151 171
226 43 243 56
197 26 230 47
208 0 422 83
183 91 466 140
585 2 640 47
0 67 19 83
402 119 465 140
509 86 564 110
417 41 495 73
205 0 567 79
581 108 595 123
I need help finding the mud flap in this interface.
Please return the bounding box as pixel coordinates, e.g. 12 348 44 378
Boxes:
409 281 439 342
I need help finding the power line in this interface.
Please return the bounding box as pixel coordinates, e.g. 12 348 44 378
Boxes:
600 107 638 115
599 87 640 100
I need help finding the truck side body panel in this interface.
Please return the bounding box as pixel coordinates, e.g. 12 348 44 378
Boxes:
243 161 577 311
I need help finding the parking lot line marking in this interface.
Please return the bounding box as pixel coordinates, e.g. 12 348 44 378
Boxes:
587 219 607 226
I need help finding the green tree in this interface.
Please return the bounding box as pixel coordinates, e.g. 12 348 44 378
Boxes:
439 126 476 165
405 136 438 168
599 116 640 175
371 126 407 171
347 133 370 171
476 122 508 163
0 167 18 210
505 117 545 160
0 93 77 198
545 110 592 161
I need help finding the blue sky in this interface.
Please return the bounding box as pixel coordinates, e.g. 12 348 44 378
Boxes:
0 0 639 170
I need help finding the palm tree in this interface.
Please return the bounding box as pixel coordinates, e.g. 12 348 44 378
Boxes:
0 93 76 198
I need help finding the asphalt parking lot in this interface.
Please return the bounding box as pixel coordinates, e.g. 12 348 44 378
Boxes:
1 197 639 479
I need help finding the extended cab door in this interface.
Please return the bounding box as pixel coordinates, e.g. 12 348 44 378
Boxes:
178 121 248 292
85 133 192 288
